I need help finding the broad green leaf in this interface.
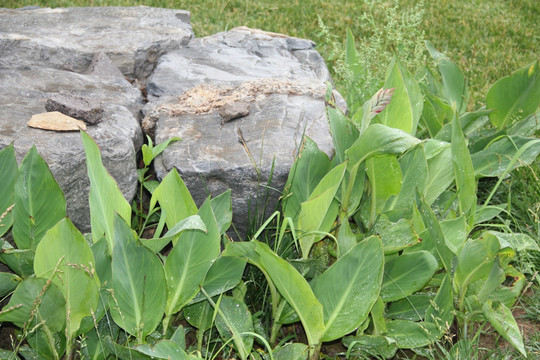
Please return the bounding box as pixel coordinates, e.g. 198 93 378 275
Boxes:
346 124 421 170
440 216 467 254
475 205 505 224
336 219 357 257
282 137 331 221
425 275 453 332
81 131 131 249
454 234 500 298
327 107 359 165
140 215 207 253
0 277 65 331
451 115 476 216
381 251 438 302
388 145 428 212
27 328 66 360
210 190 232 235
150 168 198 229
0 239 34 277
477 260 505 304
385 320 439 349
311 236 383 341
487 231 540 252
13 146 66 250
34 218 100 338
472 136 540 177
215 296 254 360
142 135 181 167
0 272 20 297
508 109 540 136
298 162 346 258
424 143 453 205
164 200 220 319
386 294 433 321
272 343 309 360
365 155 402 225
102 336 156 360
0 144 17 237
426 41 468 113
342 335 398 359
416 195 454 272
134 341 189 360
487 61 540 129
184 300 214 332
109 216 166 340
371 216 419 254
190 256 247 304
91 237 112 285
386 276 452 349
377 55 423 134
230 241 325 351
482 301 526 357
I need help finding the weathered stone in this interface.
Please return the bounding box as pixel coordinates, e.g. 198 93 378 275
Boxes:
220 102 251 123
146 27 331 98
0 66 143 232
45 93 105 125
0 7 193 80
28 111 87 131
85 51 127 81
146 28 342 237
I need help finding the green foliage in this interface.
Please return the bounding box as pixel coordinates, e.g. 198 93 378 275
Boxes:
0 17 538 360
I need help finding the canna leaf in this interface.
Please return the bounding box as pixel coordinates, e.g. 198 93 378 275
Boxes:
486 61 540 129
297 162 346 258
483 301 526 357
311 236 384 341
34 218 100 339
378 55 423 134
0 144 17 237
81 131 131 250
109 215 166 341
381 250 438 302
13 146 66 250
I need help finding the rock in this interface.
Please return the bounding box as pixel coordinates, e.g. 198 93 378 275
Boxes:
28 111 87 131
45 93 105 125
85 51 127 81
146 28 342 237
0 7 193 80
0 66 143 233
220 102 251 123
146 27 331 98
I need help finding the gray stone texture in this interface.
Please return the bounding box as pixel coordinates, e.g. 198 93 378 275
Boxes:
0 6 193 80
146 27 339 236
0 6 193 232
1 7 341 238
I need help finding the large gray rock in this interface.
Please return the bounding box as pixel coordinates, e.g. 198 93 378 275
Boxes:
145 27 341 237
0 66 143 232
0 5 194 232
0 6 193 80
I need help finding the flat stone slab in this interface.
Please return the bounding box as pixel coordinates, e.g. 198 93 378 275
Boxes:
146 28 342 236
0 6 193 79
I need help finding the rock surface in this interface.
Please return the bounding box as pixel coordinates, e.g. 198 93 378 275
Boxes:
0 6 193 231
0 6 193 80
145 27 340 236
1 7 341 238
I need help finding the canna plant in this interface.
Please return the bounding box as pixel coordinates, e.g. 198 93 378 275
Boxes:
0 44 538 360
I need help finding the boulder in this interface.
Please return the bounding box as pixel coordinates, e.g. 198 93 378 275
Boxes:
0 66 143 232
0 5 194 232
145 27 342 237
0 6 193 80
